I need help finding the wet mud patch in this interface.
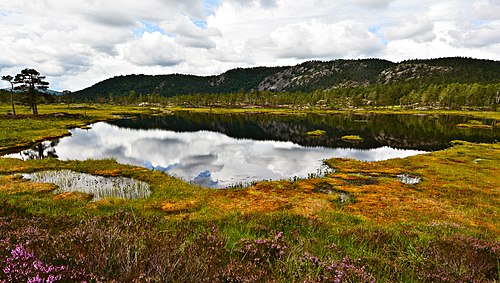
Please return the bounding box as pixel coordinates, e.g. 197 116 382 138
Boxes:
313 182 354 205
343 175 379 186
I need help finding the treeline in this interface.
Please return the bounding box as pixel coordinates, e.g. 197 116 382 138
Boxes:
66 82 500 110
0 90 59 106
164 82 500 110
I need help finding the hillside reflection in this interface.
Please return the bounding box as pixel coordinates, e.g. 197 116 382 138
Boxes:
110 112 499 151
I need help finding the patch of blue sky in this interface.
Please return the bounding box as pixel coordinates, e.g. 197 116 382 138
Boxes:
192 18 208 29
132 20 175 38
0 11 15 17
470 20 490 27
204 0 221 16
369 26 389 46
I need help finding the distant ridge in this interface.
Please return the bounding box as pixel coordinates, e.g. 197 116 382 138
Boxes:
71 57 500 101
1 88 63 96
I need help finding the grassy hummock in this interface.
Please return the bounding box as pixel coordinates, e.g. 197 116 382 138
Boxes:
341 135 364 142
457 120 494 129
306 129 326 136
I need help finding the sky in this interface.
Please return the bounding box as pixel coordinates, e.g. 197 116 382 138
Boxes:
0 0 499 90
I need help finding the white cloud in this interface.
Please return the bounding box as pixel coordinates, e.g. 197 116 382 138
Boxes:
386 15 436 43
351 0 394 9
160 16 221 49
472 0 500 21
449 22 500 48
0 0 498 90
250 20 385 59
124 32 185 67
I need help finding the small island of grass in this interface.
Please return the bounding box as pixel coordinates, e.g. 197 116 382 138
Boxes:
306 129 326 137
457 120 493 129
341 135 363 142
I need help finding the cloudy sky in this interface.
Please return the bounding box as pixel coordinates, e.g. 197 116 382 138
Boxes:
1 0 499 90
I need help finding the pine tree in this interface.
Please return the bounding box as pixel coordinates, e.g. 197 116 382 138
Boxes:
1 75 16 116
14 69 49 115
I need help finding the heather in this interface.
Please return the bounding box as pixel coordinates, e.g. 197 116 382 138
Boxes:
0 204 499 282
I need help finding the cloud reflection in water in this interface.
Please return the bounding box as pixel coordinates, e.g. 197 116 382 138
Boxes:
40 122 426 188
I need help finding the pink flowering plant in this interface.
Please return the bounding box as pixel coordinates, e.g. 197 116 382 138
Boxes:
1 243 88 283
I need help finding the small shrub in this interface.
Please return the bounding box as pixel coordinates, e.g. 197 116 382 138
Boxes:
417 235 500 282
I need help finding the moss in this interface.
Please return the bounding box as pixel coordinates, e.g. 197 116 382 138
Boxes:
341 135 364 142
306 129 326 136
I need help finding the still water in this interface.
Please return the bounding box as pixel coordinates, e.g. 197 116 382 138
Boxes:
7 112 498 188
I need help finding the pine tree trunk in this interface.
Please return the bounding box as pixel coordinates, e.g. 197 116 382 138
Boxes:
32 91 38 115
10 92 16 116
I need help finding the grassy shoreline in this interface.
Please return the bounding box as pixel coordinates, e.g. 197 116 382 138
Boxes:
169 106 500 120
0 103 499 282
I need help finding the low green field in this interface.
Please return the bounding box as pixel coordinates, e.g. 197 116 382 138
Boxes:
0 104 499 282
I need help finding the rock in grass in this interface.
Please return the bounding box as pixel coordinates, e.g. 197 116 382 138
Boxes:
341 135 363 143
307 130 326 137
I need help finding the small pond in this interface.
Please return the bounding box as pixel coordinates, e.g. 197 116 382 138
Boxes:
22 170 151 201
5 112 498 188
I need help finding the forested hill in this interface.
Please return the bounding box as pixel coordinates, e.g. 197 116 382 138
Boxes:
71 57 500 101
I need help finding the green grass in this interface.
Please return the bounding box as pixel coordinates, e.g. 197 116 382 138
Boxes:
170 106 500 121
0 104 157 154
0 103 499 282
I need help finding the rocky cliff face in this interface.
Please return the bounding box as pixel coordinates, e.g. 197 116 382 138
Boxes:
378 63 453 83
255 60 390 92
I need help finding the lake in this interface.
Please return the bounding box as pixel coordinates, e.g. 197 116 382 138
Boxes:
7 112 498 188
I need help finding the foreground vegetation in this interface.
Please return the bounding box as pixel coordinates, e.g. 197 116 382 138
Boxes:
0 104 499 282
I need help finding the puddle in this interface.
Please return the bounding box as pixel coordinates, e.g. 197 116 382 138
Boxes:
344 176 378 186
22 170 151 201
313 182 352 203
396 174 421 185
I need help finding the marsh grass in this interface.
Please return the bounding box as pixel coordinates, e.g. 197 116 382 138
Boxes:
457 119 494 129
0 104 499 281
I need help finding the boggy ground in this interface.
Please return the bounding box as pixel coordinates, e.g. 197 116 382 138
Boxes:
0 104 499 282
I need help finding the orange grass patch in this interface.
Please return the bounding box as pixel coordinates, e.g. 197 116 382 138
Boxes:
161 200 199 214
208 180 337 216
199 142 499 233
53 191 93 202
0 175 56 195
